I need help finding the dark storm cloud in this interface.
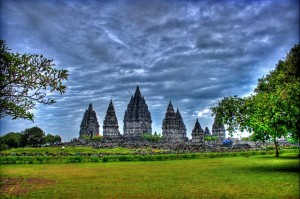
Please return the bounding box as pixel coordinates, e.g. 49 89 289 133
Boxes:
0 0 298 140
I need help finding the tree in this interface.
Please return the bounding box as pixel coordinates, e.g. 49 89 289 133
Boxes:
204 136 212 142
92 135 103 142
142 133 162 142
45 134 56 145
45 134 62 145
0 40 68 121
0 132 22 148
21 126 45 147
54 135 62 144
211 45 300 157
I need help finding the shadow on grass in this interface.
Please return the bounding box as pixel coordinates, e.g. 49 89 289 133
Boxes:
239 155 300 173
236 164 299 173
255 153 300 160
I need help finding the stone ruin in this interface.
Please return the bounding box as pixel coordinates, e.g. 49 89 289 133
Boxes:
162 101 187 142
123 86 152 137
212 118 226 142
79 103 100 139
191 118 204 145
103 100 121 138
78 86 225 146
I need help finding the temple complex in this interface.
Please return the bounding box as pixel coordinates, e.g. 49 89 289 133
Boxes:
78 86 227 145
191 118 205 144
212 118 226 141
103 100 121 138
162 101 187 142
123 86 152 137
79 103 100 138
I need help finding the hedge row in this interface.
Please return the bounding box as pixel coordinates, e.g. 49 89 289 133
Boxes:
102 150 276 162
0 155 101 164
3 150 293 164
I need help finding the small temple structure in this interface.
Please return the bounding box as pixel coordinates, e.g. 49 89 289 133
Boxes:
191 118 205 144
204 127 211 136
123 86 152 137
79 103 100 138
103 100 121 138
162 101 187 142
212 117 226 142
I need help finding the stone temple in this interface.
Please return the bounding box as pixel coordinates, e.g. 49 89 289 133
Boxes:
79 103 100 138
204 127 211 136
123 86 152 137
103 100 121 138
191 118 204 144
78 86 226 144
212 117 226 141
162 101 187 141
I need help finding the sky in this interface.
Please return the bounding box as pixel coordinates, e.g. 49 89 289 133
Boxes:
0 0 299 141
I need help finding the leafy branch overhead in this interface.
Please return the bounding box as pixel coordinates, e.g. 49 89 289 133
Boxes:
0 40 69 121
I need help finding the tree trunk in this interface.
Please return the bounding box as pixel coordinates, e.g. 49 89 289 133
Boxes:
274 139 279 157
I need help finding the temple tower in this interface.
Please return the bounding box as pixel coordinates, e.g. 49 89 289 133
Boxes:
103 100 121 138
123 86 152 137
204 127 211 136
212 117 226 142
79 103 100 138
162 101 187 142
176 108 187 139
191 118 205 144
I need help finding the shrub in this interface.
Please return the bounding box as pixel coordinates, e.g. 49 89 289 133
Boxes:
90 155 100 162
102 157 109 162
66 156 84 163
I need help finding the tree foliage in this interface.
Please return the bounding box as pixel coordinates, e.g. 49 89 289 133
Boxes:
0 132 22 148
21 126 45 147
211 45 300 156
92 135 103 142
45 134 61 145
0 40 68 121
142 133 162 142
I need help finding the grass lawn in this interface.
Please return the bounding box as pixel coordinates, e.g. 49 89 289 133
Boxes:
0 153 299 198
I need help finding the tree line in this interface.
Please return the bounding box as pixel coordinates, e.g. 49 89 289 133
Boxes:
0 126 61 150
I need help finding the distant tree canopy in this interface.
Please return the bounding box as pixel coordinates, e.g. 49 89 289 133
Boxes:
0 132 22 149
0 126 62 149
0 40 68 121
211 44 300 157
21 127 46 147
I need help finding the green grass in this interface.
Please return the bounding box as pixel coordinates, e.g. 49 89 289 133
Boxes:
1 153 299 198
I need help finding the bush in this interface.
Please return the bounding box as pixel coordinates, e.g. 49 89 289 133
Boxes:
66 156 84 163
90 155 100 162
102 157 109 162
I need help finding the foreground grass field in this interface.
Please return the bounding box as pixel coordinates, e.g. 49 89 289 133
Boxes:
1 153 299 198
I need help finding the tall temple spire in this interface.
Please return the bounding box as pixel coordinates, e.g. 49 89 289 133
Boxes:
79 103 100 138
103 100 120 138
134 86 141 98
167 101 174 113
124 86 152 137
88 103 93 111
176 108 186 129
162 102 187 142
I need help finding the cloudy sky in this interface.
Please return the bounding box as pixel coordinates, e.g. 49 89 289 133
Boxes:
0 0 299 141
